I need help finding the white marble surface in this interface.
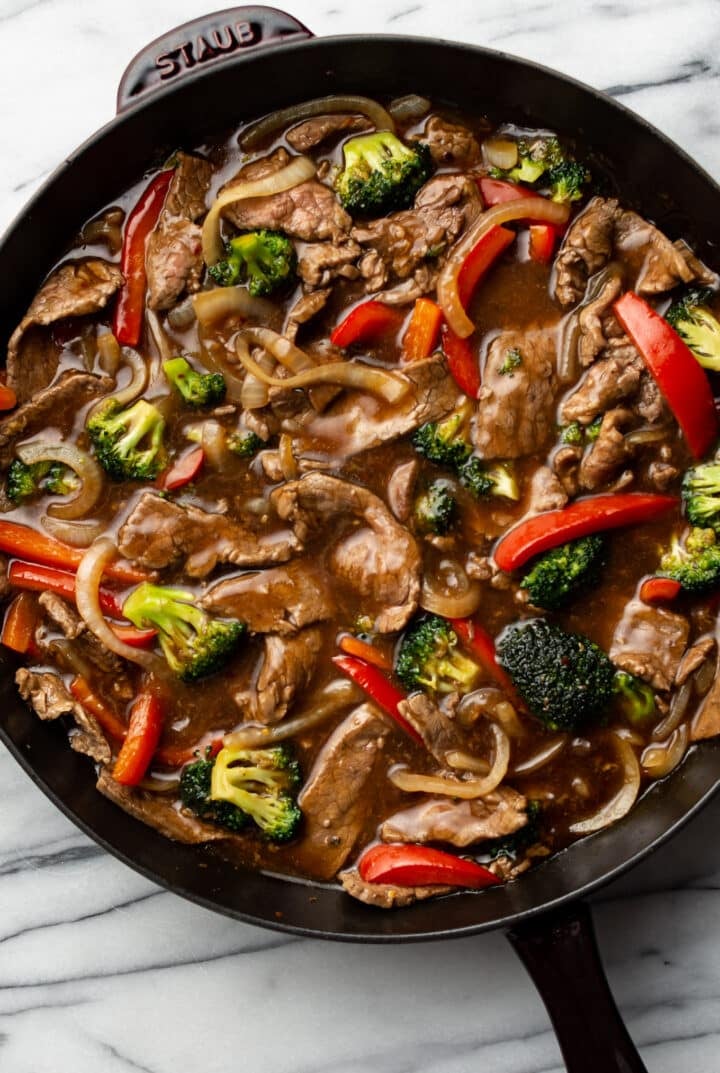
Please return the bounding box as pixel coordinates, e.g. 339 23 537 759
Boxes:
2 1 720 1070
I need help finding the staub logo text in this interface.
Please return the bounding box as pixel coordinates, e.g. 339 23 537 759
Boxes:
156 21 259 79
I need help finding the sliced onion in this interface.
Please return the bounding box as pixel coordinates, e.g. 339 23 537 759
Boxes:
483 138 518 171
223 678 360 749
512 736 566 776
97 332 122 376
445 750 490 774
200 420 229 469
41 517 105 547
388 95 431 122
652 680 692 741
167 297 196 331
438 197 571 337
235 342 409 402
75 539 159 672
420 560 481 619
238 337 270 409
146 309 174 363
569 734 640 835
240 95 395 150
278 434 298 480
694 655 716 697
88 349 148 419
241 326 315 373
193 285 276 325
17 441 104 521
202 155 315 265
491 701 526 739
390 723 510 799
625 424 674 446
199 339 248 404
641 723 689 778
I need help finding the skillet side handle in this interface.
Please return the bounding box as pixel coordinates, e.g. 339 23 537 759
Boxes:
116 6 313 113
507 901 648 1073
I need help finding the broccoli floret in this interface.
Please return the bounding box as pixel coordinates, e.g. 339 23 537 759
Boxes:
6 460 77 503
414 480 457 536
613 670 656 724
547 160 590 203
335 131 434 216
412 410 472 469
499 347 523 376
227 430 265 458
163 357 226 408
586 415 602 442
682 462 720 530
122 582 246 681
44 464 79 496
484 800 543 861
520 535 605 611
395 614 480 695
495 136 565 185
659 527 720 593
666 287 720 371
497 619 616 731
458 457 520 501
180 757 248 832
207 230 297 296
560 422 584 446
87 399 166 481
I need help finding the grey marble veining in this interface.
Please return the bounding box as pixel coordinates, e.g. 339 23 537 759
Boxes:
2 2 720 1071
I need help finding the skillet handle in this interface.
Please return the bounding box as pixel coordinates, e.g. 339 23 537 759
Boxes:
116 6 313 113
507 901 648 1073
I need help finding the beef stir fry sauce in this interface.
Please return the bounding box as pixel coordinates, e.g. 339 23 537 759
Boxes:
5 97 720 907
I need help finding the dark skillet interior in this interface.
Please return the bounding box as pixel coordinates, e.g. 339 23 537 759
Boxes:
2 35 720 941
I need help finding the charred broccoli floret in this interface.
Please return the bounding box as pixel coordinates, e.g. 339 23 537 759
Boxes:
87 399 166 481
122 582 246 681
458 458 519 501
180 744 301 841
6 459 77 503
682 462 720 530
395 614 480 695
520 535 605 610
658 527 720 593
335 131 433 216
227 430 265 458
163 357 226 408
414 480 457 535
207 230 297 296
613 670 656 724
497 619 615 731
412 410 472 469
666 287 720 371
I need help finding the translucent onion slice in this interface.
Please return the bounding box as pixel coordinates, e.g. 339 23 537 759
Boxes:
235 342 409 402
223 678 360 749
41 517 106 547
641 723 689 778
569 734 640 835
200 420 229 469
388 94 431 122
437 197 571 337
278 433 298 480
88 348 148 420
240 95 395 150
193 286 276 325
76 538 159 672
96 332 122 376
202 155 315 265
483 137 518 170
238 337 270 409
390 723 510 799
241 326 315 373
512 736 567 776
445 750 490 774
420 576 482 619
17 441 104 521
651 680 692 742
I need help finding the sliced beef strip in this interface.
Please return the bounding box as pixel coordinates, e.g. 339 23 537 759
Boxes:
386 459 419 522
16 668 111 764
552 444 583 498
396 692 467 764
224 175 352 243
271 473 421 633
554 197 619 309
691 650 720 740
298 703 389 879
415 115 481 167
635 371 670 425
117 491 301 577
579 408 635 492
560 349 643 425
286 114 370 151
609 598 689 692
146 152 213 310
577 271 624 367
297 240 361 288
233 626 323 724
36 591 133 697
201 559 335 634
96 769 227 843
339 869 451 908
380 787 527 848
615 210 715 295
0 370 113 469
675 636 716 687
525 466 568 514
7 259 123 402
285 289 331 336
474 331 557 459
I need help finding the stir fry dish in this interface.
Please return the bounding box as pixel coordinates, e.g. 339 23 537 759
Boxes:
5 94 720 909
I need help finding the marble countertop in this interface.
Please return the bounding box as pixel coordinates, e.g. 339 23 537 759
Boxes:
2 1 720 1070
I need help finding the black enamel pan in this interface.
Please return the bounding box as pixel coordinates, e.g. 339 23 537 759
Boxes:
2 9 720 1070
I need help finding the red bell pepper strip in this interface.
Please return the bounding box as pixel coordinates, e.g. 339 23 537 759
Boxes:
614 291 718 459
478 177 543 206
358 843 502 889
639 577 682 604
112 693 164 786
338 634 393 671
528 224 559 264
401 298 444 363
450 617 524 706
112 169 174 347
0 384 17 411
8 560 125 619
330 300 402 348
1 592 40 654
332 653 423 745
441 324 481 398
457 225 515 309
109 623 158 648
152 736 224 768
494 493 677 573
161 446 205 491
0 519 147 583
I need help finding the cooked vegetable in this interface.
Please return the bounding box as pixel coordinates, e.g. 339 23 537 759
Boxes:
0 519 145 583
87 399 166 481
494 135 565 185
413 409 473 469
357 843 501 888
520 535 605 610
441 325 481 398
455 226 515 310
335 130 433 215
529 223 559 263
207 230 297 296
180 744 302 842
414 480 457 535
227 430 265 458
639 576 682 604
395 614 480 695
163 356 226 407
547 160 590 203
338 634 392 670
498 347 522 375
8 560 123 619
331 653 422 744
240 94 395 150
485 800 542 861
658 527 720 593
449 617 523 704
666 287 720 371
161 446 205 491
6 459 73 503
1 592 40 655
560 421 584 446
497 619 616 731
122 582 246 681
330 300 402 348
112 693 164 787
235 343 409 403
402 298 444 363
682 462 720 530
458 458 519 501
0 385 17 411
614 671 656 724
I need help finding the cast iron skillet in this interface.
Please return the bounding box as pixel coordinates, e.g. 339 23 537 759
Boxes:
2 9 720 1070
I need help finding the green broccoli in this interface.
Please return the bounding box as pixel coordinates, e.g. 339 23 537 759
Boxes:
682 462 720 530
122 582 246 681
335 131 434 216
547 160 590 203
227 430 265 459
493 136 565 185
163 357 226 408
658 527 720 593
6 459 77 503
180 744 301 841
560 422 584 446
520 535 605 610
207 230 297 296
412 410 472 469
666 287 720 371
586 415 602 442
499 347 523 376
87 399 166 481
414 480 457 535
613 671 656 724
458 457 520 501
484 800 542 861
395 614 480 695
497 619 616 731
